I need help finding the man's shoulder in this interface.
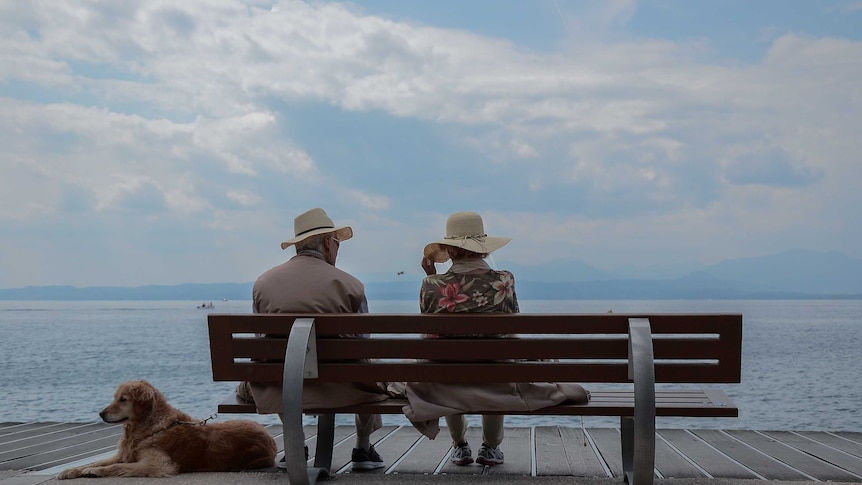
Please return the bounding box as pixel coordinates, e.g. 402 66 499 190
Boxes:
330 265 364 288
260 256 364 287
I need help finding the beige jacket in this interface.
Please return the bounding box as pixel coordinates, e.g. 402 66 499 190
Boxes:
242 251 389 413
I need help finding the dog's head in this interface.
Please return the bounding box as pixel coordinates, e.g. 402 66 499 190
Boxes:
99 380 164 424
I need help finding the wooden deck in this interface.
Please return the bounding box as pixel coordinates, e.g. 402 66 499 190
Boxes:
2 422 862 482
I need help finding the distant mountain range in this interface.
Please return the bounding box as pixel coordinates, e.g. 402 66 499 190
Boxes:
1 250 860 300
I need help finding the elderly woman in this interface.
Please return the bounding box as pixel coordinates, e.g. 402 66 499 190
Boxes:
406 211 589 467
416 211 518 466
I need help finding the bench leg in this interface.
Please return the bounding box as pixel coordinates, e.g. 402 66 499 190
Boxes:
313 414 335 471
621 416 633 483
620 416 654 485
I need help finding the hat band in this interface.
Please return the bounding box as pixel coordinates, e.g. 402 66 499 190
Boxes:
296 225 335 237
444 234 487 240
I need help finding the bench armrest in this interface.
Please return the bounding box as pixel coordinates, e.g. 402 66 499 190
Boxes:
282 318 329 485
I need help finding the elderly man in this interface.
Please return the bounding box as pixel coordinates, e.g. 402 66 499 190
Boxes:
237 208 388 471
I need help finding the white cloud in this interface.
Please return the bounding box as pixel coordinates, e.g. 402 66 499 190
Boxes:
163 175 207 214
347 190 390 210
226 190 262 207
1 0 860 285
0 99 318 223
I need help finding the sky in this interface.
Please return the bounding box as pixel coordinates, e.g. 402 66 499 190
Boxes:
1 0 861 288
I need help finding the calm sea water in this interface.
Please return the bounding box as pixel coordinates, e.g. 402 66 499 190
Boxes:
0 299 860 431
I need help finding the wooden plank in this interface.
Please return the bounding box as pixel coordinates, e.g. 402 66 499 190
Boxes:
370 426 423 474
334 425 398 475
800 431 862 459
488 426 531 476
0 423 121 469
658 429 757 479
387 427 451 474
837 432 862 446
762 431 862 479
2 432 120 471
586 427 624 478
0 423 117 455
653 431 705 478
0 422 36 432
315 361 738 385
0 422 68 439
725 430 858 481
217 393 257 414
558 426 608 477
0 423 109 454
305 390 738 418
692 429 805 480
319 338 631 361
535 426 572 475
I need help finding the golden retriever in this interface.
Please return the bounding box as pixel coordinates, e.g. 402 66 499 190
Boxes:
58 380 277 479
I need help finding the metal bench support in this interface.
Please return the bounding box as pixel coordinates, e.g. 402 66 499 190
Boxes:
283 318 330 485
622 318 656 485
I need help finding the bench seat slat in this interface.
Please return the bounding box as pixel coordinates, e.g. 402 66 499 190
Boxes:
217 389 738 418
211 362 738 384
316 362 737 383
229 338 736 362
208 313 741 336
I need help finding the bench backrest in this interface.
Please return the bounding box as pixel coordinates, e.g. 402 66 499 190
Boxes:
208 313 742 385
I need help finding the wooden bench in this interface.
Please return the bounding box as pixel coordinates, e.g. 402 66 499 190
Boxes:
208 313 742 485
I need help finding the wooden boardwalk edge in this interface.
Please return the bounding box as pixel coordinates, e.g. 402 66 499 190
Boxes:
2 422 861 482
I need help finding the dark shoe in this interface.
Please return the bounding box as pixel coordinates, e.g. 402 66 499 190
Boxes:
276 445 309 470
351 444 385 471
450 442 474 466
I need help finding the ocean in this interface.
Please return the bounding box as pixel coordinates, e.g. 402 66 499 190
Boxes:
1 299 860 431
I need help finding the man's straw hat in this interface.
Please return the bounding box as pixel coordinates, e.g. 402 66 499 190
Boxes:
423 211 511 263
280 208 353 250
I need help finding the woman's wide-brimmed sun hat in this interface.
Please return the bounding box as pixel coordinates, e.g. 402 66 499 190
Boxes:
280 207 353 250
423 211 511 263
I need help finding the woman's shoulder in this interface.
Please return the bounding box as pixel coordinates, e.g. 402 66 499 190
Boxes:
489 269 516 283
422 272 455 286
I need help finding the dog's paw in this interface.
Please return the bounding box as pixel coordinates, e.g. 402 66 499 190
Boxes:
78 466 104 478
57 468 82 480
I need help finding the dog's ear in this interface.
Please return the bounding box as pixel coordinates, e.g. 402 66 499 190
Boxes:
126 381 156 405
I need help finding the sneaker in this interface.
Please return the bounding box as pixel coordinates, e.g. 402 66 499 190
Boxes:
450 442 473 466
476 444 504 466
275 446 309 469
351 444 385 471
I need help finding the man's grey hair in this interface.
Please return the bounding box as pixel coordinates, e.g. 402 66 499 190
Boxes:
296 233 330 253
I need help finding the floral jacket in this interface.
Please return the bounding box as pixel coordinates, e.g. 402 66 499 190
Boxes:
420 258 519 316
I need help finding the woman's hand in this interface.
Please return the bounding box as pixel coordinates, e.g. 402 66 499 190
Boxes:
421 257 437 276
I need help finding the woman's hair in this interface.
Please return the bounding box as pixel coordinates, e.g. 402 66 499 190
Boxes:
447 246 487 260
296 233 328 253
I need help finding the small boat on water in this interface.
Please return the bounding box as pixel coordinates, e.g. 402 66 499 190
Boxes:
197 302 214 309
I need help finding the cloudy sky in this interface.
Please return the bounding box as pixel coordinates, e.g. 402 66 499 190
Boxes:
1 0 860 288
